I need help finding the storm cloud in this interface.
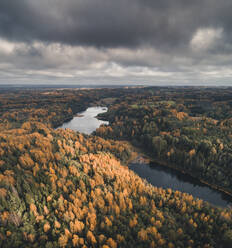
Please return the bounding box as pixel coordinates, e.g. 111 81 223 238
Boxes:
0 0 232 85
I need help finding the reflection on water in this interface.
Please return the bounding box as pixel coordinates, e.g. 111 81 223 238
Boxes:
58 106 232 207
58 106 109 135
129 162 232 207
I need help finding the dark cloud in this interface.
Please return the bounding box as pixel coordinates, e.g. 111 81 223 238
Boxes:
0 0 231 50
0 0 232 85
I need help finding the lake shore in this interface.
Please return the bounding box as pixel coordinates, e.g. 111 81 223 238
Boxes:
55 106 232 207
128 145 232 203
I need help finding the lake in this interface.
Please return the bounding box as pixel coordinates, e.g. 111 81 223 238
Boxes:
58 106 232 207
58 106 109 135
129 162 232 207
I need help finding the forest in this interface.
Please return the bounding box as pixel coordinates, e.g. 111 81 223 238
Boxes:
96 87 232 195
0 86 232 247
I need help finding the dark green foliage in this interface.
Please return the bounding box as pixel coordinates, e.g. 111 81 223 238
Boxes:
96 87 232 194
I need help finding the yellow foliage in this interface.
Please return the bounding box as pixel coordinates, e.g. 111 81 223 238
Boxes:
146 226 157 237
129 216 138 228
36 215 44 222
19 153 34 168
106 238 117 248
168 242 175 248
177 228 183 235
58 234 68 247
79 238 84 245
28 233 35 243
72 234 79 247
55 221 61 229
43 222 50 233
189 149 196 157
99 234 106 244
47 195 52 202
30 203 38 216
0 188 7 198
87 230 97 244
158 238 166 246
116 234 124 243
138 229 148 241
44 205 49 215
70 219 84 233
105 217 112 227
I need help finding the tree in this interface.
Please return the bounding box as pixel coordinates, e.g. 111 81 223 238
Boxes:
152 136 167 157
223 230 232 247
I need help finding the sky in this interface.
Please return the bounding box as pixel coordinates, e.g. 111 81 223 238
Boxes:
0 0 232 86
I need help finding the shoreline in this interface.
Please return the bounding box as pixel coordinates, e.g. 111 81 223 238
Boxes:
127 145 232 202
151 158 232 198
54 108 232 204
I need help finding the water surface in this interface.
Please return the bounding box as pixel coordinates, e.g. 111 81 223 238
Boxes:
129 162 232 207
58 106 232 207
58 106 109 135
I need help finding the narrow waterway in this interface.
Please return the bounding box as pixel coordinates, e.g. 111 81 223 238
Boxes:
58 106 232 207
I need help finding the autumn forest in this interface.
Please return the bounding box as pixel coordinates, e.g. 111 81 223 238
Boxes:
1 86 232 247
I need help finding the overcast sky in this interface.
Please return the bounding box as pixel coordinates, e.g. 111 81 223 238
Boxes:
0 0 232 86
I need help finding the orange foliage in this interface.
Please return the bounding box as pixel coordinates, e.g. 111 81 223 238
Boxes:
58 234 68 247
43 222 51 233
19 153 34 168
87 230 97 244
106 238 117 248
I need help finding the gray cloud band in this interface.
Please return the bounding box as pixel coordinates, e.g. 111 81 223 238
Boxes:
0 0 231 85
0 0 231 48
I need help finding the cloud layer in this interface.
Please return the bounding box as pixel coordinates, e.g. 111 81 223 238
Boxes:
0 0 232 85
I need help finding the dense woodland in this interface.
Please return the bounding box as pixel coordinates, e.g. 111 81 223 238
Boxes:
1 87 232 247
96 87 232 194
